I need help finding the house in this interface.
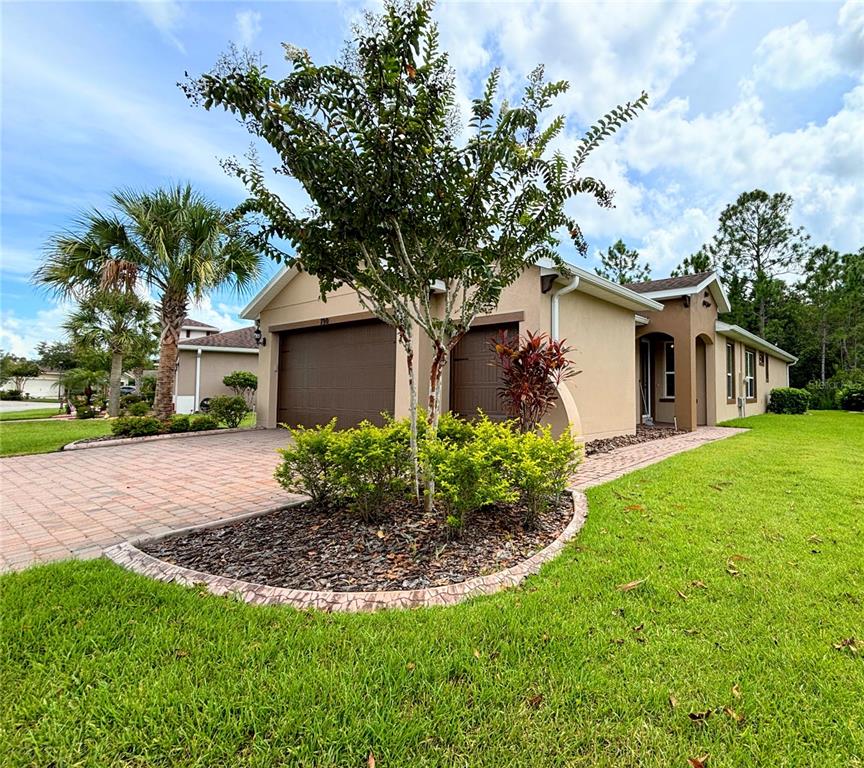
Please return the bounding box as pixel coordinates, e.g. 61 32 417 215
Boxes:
174 325 259 414
627 272 796 430
180 317 220 341
240 264 797 440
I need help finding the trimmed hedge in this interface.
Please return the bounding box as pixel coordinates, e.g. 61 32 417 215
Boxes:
768 387 810 415
840 385 864 411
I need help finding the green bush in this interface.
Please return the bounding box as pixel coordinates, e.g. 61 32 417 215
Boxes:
111 416 164 438
75 405 98 420
804 381 840 410
504 426 580 528
189 414 219 431
139 377 156 405
422 417 516 533
0 389 23 401
207 395 249 428
840 385 864 411
328 419 412 522
275 419 340 505
168 414 191 433
126 401 150 416
768 387 810 415
120 393 146 409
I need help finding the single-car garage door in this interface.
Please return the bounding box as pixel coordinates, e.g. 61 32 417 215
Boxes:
449 322 518 420
277 321 396 428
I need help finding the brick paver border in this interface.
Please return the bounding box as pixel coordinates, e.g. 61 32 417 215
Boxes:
104 490 589 611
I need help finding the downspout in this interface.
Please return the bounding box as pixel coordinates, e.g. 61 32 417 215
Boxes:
194 349 202 411
551 276 580 340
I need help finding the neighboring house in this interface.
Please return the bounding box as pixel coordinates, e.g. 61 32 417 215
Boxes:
179 317 220 341
174 326 258 414
627 272 796 430
240 263 663 440
18 371 62 400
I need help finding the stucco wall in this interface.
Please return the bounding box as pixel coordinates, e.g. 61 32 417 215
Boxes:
713 334 790 422
176 348 258 402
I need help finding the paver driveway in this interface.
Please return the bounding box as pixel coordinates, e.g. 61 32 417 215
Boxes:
0 425 745 572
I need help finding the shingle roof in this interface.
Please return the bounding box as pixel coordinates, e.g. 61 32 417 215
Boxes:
625 271 715 293
181 317 220 330
178 326 258 350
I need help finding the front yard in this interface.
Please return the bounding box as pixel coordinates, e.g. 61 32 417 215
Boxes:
1 411 861 766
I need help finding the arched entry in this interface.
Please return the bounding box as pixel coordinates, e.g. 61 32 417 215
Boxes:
696 337 707 426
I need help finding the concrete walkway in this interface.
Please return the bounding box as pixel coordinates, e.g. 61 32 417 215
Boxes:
0 426 746 572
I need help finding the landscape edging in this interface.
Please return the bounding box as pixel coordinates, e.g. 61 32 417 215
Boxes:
62 425 264 451
103 490 588 612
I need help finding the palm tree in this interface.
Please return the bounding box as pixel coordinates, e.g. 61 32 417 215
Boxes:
64 291 154 416
36 184 263 419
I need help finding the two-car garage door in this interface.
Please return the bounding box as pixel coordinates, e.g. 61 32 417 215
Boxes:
277 321 396 428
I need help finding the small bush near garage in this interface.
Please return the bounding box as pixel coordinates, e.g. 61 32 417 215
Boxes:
768 387 810 414
275 419 340 505
207 395 249 429
111 416 163 438
168 414 191 433
189 414 219 431
840 385 864 411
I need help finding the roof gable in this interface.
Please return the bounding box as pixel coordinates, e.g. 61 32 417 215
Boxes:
625 271 731 314
178 326 258 351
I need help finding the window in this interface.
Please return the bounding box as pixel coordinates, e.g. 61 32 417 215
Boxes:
726 342 735 401
764 353 770 382
745 348 757 400
663 341 675 398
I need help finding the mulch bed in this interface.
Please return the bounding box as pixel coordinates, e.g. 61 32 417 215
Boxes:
140 495 574 592
585 424 686 456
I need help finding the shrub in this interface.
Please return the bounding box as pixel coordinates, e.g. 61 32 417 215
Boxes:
0 389 23 401
126 401 150 416
422 417 516 533
168 414 191 433
120 393 146 409
275 419 340 504
139 377 156 404
207 395 249 428
768 387 810 415
504 426 580 528
189 414 219 431
840 385 864 411
111 416 164 438
223 370 257 407
328 420 412 522
804 381 840 410
75 405 98 420
490 331 577 432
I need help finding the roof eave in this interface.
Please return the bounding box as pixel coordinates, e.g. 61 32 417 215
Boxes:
539 260 664 312
715 321 797 363
177 345 259 354
240 265 297 320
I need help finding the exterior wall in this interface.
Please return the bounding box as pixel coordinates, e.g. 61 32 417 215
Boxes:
175 348 258 410
253 266 639 440
713 335 789 422
558 291 638 440
20 374 62 399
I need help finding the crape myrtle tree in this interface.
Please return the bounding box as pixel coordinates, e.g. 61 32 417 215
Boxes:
183 0 647 503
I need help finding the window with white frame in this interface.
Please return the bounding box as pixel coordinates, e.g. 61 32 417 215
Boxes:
745 348 757 399
663 341 675 398
726 342 735 401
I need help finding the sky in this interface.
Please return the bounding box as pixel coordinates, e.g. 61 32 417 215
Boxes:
1 0 862 357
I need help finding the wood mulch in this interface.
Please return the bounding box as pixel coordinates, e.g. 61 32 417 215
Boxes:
585 424 686 456
141 495 574 593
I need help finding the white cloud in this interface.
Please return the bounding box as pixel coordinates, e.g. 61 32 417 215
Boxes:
0 302 73 358
754 1 864 90
186 296 249 333
235 10 262 48
135 0 186 53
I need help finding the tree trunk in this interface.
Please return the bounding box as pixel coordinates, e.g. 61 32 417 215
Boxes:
423 342 448 513
398 327 420 503
132 367 144 393
108 351 124 417
153 298 186 420
820 326 827 384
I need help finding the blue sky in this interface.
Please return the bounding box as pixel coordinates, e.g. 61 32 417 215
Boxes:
2 0 862 357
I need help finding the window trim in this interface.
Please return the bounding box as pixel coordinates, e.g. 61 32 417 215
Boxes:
726 342 736 404
744 347 757 402
661 341 676 400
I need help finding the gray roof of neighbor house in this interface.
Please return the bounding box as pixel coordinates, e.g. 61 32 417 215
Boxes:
625 271 714 293
178 326 258 351
181 317 220 330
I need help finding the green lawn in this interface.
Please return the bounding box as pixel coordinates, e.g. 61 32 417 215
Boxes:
1 412 861 767
0 407 64 422
0 418 113 456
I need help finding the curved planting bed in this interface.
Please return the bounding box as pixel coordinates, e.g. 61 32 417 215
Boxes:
104 490 588 611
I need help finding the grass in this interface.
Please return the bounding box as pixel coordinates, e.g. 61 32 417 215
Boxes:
1 412 862 767
0 418 113 456
0 407 64 422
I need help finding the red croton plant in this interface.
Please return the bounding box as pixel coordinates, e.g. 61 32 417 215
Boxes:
491 331 579 432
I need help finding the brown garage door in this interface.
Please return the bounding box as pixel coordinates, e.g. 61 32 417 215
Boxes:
277 321 396 428
449 323 518 420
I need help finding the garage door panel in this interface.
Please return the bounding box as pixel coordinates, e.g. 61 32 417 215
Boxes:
277 321 396 428
450 323 517 420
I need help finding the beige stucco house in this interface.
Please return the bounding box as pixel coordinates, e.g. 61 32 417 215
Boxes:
174 325 258 414
239 265 796 440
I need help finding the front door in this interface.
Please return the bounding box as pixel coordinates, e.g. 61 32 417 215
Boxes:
639 338 652 423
